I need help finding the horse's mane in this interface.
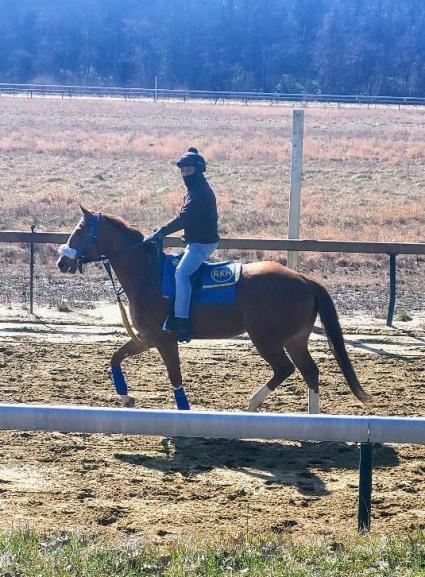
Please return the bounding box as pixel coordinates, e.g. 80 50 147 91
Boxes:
103 213 145 242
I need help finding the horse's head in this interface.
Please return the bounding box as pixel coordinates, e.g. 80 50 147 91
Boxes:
57 206 102 273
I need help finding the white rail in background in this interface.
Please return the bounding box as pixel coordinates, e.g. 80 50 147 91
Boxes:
2 83 425 107
0 404 423 445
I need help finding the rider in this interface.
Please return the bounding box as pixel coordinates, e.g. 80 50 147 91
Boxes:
147 147 220 340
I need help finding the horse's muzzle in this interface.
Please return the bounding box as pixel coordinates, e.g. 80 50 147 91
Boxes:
57 256 78 274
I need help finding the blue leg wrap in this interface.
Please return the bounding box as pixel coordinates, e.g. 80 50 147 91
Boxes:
111 365 128 395
174 386 190 410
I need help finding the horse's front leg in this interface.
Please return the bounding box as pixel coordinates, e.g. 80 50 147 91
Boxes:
110 338 150 407
156 336 190 410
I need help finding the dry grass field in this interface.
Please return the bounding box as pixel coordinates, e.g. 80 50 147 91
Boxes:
0 95 424 313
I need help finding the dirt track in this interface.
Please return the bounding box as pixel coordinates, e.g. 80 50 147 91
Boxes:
0 307 424 542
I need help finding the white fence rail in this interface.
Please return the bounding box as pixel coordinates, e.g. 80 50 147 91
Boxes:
2 82 425 107
0 404 423 444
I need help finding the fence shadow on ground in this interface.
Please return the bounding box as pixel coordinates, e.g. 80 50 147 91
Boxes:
313 324 414 360
114 438 399 497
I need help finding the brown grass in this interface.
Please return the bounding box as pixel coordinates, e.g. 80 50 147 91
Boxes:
0 96 424 293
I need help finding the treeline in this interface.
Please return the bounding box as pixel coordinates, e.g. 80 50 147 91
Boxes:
1 0 425 96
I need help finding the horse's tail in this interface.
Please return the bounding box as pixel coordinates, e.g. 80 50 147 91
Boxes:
306 277 370 404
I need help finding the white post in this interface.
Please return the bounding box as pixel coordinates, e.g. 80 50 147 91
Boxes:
308 389 320 414
287 109 304 269
154 76 158 102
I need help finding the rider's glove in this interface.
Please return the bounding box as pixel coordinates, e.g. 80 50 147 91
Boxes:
145 227 165 243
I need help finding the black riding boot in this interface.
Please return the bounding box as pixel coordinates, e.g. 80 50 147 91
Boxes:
162 316 191 343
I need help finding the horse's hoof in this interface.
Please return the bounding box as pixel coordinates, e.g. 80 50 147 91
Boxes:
120 395 135 408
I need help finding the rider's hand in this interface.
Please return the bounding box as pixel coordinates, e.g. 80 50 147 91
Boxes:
145 228 165 243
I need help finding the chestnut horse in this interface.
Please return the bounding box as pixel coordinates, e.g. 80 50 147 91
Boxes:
57 207 369 411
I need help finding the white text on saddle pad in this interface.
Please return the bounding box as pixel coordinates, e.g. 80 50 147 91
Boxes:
211 267 234 283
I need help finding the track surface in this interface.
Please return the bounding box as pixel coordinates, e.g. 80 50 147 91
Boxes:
0 310 424 542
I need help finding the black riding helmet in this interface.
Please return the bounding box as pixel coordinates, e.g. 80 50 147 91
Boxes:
176 147 207 173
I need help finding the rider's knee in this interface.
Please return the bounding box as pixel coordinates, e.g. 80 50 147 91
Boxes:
175 265 190 280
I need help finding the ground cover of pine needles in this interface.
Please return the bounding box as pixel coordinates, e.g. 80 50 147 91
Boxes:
0 529 423 577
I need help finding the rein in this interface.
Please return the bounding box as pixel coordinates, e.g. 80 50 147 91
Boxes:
101 260 146 347
61 213 159 347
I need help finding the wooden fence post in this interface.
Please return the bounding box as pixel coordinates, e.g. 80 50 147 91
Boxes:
287 110 304 269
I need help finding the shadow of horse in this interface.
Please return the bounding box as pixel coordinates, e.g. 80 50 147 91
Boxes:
114 438 399 497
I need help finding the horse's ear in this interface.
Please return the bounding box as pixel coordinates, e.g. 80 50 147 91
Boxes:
79 205 93 218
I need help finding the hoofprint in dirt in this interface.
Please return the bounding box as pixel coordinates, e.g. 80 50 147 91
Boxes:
0 305 424 542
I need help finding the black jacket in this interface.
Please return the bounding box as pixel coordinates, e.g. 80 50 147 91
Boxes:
162 175 219 244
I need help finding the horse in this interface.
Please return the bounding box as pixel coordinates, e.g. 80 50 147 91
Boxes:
57 206 369 412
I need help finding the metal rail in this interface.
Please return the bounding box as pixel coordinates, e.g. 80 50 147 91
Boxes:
1 231 424 326
1 82 425 107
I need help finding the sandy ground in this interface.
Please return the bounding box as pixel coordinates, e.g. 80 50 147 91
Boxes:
0 303 424 543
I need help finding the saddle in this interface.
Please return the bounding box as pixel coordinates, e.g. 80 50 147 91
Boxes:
161 253 242 305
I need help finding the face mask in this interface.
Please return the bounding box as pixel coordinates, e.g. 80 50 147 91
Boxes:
183 172 204 188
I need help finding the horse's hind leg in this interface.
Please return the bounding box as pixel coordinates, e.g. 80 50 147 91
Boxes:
285 336 320 413
248 334 295 412
110 338 150 407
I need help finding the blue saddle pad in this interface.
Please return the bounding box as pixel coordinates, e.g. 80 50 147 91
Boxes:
161 254 242 305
